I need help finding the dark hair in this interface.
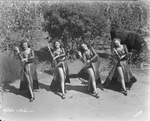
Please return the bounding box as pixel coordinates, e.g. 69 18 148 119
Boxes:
52 40 63 49
79 42 91 54
20 40 30 50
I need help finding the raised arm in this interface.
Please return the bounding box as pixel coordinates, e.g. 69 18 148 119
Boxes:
77 51 86 63
47 45 54 59
18 52 23 61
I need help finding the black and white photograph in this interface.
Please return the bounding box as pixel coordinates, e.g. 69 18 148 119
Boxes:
0 0 150 121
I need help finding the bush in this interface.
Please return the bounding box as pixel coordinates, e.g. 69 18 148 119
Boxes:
0 1 43 52
42 3 109 46
0 1 149 65
108 1 149 33
0 52 22 83
42 1 149 52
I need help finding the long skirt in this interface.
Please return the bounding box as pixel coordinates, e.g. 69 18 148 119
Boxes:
50 61 70 92
103 60 137 90
77 58 103 92
19 63 39 93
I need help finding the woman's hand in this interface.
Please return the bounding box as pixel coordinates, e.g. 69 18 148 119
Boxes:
47 45 51 52
21 58 28 62
15 47 20 53
77 51 82 58
53 55 59 60
120 55 126 59
86 60 90 64
125 52 133 60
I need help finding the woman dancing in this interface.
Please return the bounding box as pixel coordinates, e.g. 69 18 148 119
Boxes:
103 38 137 96
48 41 70 99
16 41 39 102
77 42 103 98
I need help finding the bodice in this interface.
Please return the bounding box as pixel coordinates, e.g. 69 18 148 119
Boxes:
116 46 126 57
85 50 94 60
21 49 33 59
53 48 65 62
19 48 34 64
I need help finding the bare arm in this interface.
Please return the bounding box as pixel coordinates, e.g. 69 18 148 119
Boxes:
113 48 122 60
53 48 66 61
89 47 98 63
15 47 20 54
29 49 35 59
18 53 28 63
123 45 133 60
81 53 87 63
47 45 55 59
124 45 128 54
53 55 59 60
60 48 66 57
77 51 86 63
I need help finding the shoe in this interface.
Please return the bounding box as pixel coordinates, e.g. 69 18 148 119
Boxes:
87 88 94 94
126 87 130 90
65 89 67 93
93 91 99 98
99 84 104 91
101 87 104 91
95 93 99 98
29 97 35 102
121 90 127 96
62 94 65 99
87 89 91 94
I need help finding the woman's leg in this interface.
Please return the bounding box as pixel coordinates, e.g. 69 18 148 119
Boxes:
116 67 127 92
25 74 34 98
87 68 99 98
57 67 65 98
25 66 34 100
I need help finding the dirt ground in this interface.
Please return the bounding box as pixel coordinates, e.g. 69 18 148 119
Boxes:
0 59 150 121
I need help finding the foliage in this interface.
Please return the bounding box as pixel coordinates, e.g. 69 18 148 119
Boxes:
0 1 43 52
0 52 22 83
42 3 109 45
0 1 149 65
108 1 149 34
42 1 149 52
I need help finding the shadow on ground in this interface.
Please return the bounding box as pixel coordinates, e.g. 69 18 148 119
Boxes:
38 82 50 92
44 69 53 76
3 83 30 99
103 83 121 92
66 85 88 95
38 82 63 98
68 74 104 97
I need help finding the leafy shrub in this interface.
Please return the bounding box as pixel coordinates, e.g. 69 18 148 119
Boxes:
0 52 22 83
0 1 149 65
0 1 43 52
42 1 149 53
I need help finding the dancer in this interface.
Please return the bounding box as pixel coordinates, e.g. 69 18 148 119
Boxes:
77 42 103 98
48 41 70 99
16 41 39 102
103 38 137 96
